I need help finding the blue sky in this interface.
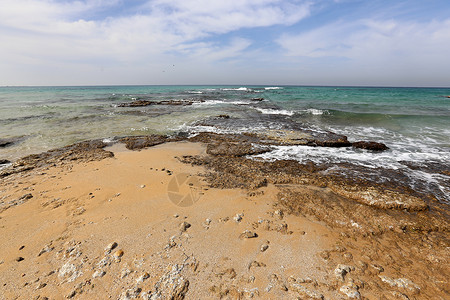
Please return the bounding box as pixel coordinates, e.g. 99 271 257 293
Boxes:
1 0 450 86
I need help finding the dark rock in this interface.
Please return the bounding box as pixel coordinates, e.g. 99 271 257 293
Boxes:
353 141 389 151
118 99 200 107
15 257 25 262
118 100 153 107
0 159 10 165
216 114 230 119
0 137 26 148
0 139 113 178
119 135 173 150
251 98 265 101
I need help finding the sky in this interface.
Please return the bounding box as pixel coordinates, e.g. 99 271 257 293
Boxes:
1 0 450 86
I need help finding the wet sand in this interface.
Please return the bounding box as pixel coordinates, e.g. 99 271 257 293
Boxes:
0 138 449 299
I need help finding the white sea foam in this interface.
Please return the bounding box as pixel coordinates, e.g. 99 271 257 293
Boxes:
264 87 283 90
222 87 251 91
254 107 295 116
302 108 329 115
192 100 251 107
187 91 203 94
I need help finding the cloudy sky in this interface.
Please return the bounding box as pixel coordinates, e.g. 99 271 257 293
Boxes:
1 0 450 86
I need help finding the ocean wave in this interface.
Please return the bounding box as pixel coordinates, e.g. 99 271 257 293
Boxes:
254 107 295 116
192 100 251 107
302 108 329 115
187 91 203 94
222 87 251 91
264 87 283 90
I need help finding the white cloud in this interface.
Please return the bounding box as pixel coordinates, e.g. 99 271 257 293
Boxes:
276 18 450 85
0 0 312 84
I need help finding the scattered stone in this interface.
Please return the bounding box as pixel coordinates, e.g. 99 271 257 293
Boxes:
239 230 258 239
219 217 230 223
137 272 150 283
379 275 420 293
113 250 124 262
145 264 189 300
233 213 244 223
165 236 177 249
58 262 81 283
334 264 354 282
260 244 269 252
180 221 191 232
340 282 361 299
120 287 142 299
92 270 106 278
15 256 24 262
274 209 284 220
121 268 132 279
105 242 118 254
97 256 111 268
36 282 47 289
173 214 179 218
140 184 146 188
38 243 54 257
370 264 384 273
19 245 25 250
248 260 266 270
290 283 324 299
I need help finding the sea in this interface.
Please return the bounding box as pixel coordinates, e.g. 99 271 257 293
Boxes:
1 85 449 203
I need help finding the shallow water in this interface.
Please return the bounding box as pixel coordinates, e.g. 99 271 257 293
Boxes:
1 85 449 203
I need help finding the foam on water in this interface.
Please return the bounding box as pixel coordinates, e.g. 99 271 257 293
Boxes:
264 87 283 90
254 107 295 116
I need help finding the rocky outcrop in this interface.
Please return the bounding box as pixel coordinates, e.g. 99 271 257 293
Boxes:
118 99 202 107
353 141 389 151
0 139 113 178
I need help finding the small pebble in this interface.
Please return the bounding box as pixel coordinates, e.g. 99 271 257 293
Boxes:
140 185 146 188
180 221 191 232
19 245 25 250
105 242 118 254
92 270 106 278
240 230 258 239
261 244 269 252
15 257 24 262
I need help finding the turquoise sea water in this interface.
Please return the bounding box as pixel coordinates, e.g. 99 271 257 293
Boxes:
1 85 449 202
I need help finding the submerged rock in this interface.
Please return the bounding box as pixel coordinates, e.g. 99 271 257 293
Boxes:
353 141 389 151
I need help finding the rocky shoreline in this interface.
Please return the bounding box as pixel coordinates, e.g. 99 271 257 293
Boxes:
0 131 449 299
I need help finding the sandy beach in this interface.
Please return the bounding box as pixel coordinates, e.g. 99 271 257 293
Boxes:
0 135 449 299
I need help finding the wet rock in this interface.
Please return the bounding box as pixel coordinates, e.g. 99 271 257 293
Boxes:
239 230 258 239
180 221 191 232
119 135 171 150
206 141 271 157
334 264 354 282
352 141 389 151
105 242 118 254
339 282 361 299
0 136 26 148
216 114 230 119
